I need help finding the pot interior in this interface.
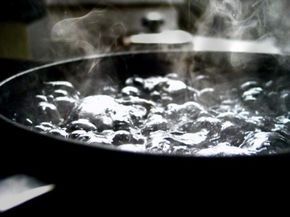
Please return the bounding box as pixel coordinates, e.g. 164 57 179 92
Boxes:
1 51 290 157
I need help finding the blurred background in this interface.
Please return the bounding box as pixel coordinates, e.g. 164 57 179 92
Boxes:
0 0 289 61
0 0 184 61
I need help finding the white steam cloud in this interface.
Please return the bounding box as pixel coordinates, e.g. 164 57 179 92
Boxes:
50 1 290 56
51 9 127 57
192 0 290 52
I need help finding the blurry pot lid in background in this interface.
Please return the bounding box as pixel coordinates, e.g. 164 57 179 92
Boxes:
127 30 194 49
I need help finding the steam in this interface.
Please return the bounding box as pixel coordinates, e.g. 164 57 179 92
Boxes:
49 1 290 56
191 0 290 52
50 8 130 94
197 0 262 39
51 9 127 57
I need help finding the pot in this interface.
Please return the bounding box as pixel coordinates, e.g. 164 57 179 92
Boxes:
0 50 289 209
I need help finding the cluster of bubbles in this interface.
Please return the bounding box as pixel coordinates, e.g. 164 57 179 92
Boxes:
25 71 290 157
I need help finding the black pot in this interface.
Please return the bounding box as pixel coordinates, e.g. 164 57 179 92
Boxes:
0 51 289 213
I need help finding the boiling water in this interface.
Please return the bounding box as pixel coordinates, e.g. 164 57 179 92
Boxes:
23 72 290 156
